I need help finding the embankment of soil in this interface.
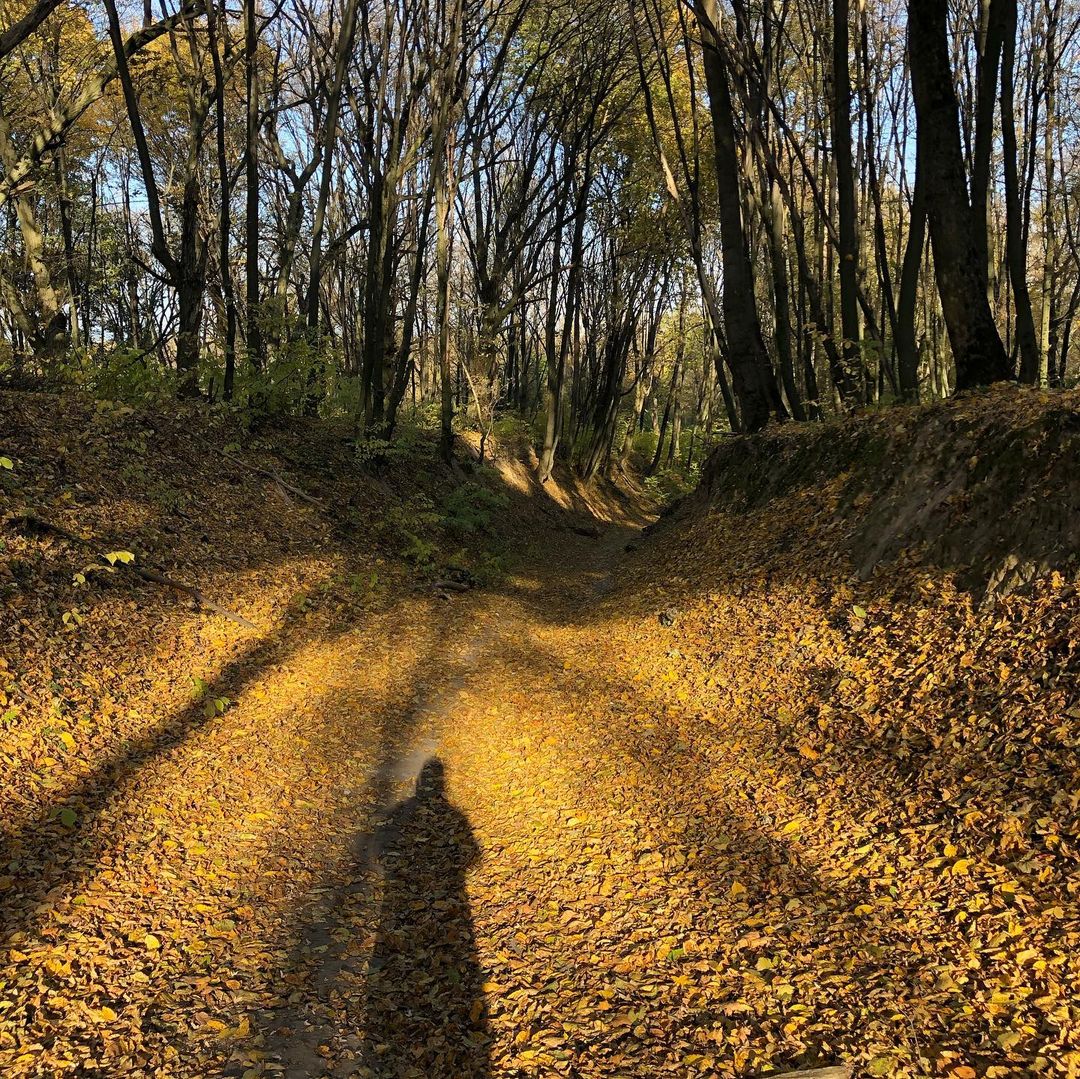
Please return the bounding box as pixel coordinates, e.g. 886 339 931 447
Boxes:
687 385 1080 597
609 385 1080 1074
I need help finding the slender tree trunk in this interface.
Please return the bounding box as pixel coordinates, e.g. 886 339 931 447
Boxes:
971 0 1005 297
104 0 206 393
760 165 805 420
245 0 263 371
361 172 394 429
1037 0 1058 387
436 133 456 464
667 358 685 466
305 0 359 334
386 185 434 435
206 0 236 399
907 0 1011 388
648 353 680 476
55 152 80 348
859 9 899 393
538 193 566 482
896 160 927 399
832 0 862 389
176 176 207 388
696 0 783 430
540 156 591 481
1000 0 1039 382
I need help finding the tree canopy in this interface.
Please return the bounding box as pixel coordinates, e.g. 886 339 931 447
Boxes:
1 0 1078 469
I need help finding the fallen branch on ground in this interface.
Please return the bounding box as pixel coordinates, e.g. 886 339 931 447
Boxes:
218 449 324 507
760 1069 850 1079
5 513 258 629
433 579 471 593
571 523 603 539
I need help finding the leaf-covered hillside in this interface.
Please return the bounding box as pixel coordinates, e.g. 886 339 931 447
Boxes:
0 386 1077 1077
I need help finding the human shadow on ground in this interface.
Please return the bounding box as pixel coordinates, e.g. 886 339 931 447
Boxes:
360 757 489 1078
233 618 494 1077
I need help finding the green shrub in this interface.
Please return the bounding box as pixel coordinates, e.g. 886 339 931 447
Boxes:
440 480 509 535
65 346 175 404
491 414 533 454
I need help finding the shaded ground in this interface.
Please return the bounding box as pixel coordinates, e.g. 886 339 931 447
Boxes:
2 388 1079 1078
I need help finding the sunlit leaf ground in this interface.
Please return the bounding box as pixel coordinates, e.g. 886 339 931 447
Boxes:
1 390 1078 1077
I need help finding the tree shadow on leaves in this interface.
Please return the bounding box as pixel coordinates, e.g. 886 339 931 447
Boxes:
360 757 489 1078
0 619 305 941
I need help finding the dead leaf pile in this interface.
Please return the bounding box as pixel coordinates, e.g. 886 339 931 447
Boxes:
0 386 1077 1077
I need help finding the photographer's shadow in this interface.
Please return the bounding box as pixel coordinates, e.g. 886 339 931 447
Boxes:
363 758 490 1077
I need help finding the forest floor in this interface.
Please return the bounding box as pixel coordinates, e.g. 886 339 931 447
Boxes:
1 388 1079 1078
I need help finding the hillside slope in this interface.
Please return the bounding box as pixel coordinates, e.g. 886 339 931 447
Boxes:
688 385 1080 596
599 385 1080 1075
0 387 1077 1078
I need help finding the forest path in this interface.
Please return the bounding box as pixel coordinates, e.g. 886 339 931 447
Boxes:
7 393 1076 1078
265 519 659 1078
9 495 764 1079
206 445 1080 1079
0 493 864 1079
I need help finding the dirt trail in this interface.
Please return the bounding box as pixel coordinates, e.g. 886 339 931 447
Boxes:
11 391 740 1078
5 489 1073 1078
6 493 1011 1078
7 499 707 1078
265 522 644 1078
7 390 1079 1078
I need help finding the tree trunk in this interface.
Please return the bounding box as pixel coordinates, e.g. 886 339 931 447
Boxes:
896 159 927 400
697 0 782 430
831 0 862 389
206 0 236 398
540 156 591 482
385 184 434 436
436 133 456 464
305 0 359 335
175 175 206 393
999 0 1039 383
245 0 264 371
761 166 805 420
907 0 1011 389
971 0 1005 297
648 355 679 476
0 0 63 61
